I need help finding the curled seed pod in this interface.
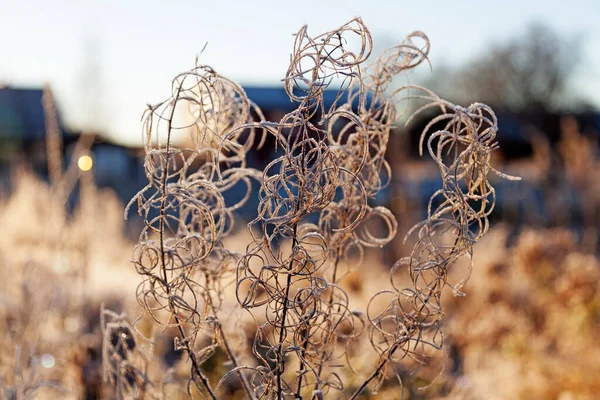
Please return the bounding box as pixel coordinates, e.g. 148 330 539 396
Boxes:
125 17 517 400
126 60 262 399
355 94 519 398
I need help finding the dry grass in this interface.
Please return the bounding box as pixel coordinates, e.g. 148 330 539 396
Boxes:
0 169 138 399
441 226 600 399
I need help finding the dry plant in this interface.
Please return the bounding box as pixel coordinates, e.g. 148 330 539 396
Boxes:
123 17 518 399
101 306 156 399
0 86 136 399
0 346 64 400
440 226 600 399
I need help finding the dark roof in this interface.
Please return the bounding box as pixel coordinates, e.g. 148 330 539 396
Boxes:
0 87 69 141
242 85 375 113
496 112 528 142
495 111 600 143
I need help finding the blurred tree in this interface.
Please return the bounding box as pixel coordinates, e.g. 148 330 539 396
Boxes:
428 23 584 112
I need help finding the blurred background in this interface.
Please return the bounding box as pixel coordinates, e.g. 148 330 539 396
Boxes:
1 1 599 399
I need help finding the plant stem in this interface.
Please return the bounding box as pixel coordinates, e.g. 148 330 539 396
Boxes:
293 307 310 399
314 227 346 392
158 84 217 400
209 301 256 400
276 223 298 399
348 354 391 400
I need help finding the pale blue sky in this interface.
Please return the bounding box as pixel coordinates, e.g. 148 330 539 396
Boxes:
1 0 599 145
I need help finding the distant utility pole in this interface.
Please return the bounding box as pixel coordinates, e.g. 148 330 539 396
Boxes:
79 37 105 134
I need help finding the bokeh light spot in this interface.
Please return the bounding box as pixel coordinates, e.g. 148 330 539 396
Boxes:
78 155 93 171
41 354 55 369
52 255 69 274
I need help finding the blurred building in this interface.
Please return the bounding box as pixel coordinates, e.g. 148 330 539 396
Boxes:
4 84 599 234
0 85 146 205
0 86 77 179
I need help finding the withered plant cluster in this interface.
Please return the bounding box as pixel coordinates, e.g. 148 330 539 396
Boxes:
0 86 143 399
439 227 600 399
120 18 516 399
